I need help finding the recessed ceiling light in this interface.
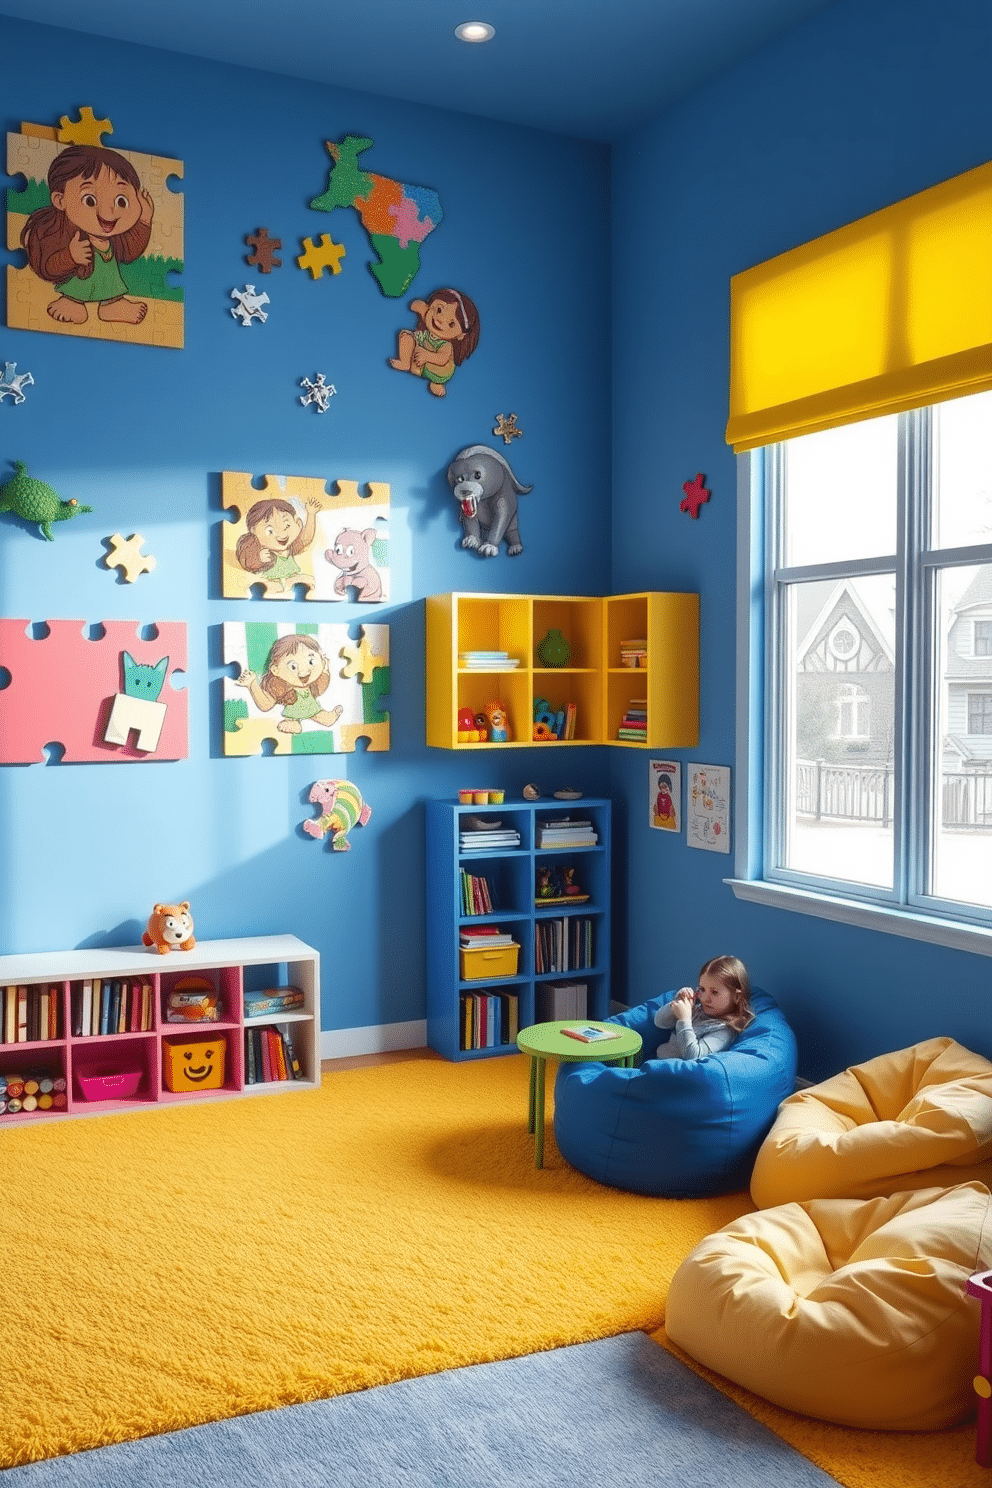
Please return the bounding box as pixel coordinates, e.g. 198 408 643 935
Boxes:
455 21 495 43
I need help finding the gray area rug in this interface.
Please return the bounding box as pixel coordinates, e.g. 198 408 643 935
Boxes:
3 1332 839 1487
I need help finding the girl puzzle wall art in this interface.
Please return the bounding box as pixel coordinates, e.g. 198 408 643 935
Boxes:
6 108 183 348
222 621 390 756
221 471 389 602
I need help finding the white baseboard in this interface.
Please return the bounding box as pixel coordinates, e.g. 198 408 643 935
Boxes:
320 1020 428 1060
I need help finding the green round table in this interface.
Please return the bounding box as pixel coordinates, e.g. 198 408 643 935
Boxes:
516 1020 642 1168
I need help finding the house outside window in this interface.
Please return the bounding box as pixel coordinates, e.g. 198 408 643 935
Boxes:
975 621 992 657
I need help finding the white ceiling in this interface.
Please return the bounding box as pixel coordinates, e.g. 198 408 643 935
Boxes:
0 0 838 142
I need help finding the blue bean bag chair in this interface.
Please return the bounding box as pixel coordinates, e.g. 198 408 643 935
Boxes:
553 988 797 1196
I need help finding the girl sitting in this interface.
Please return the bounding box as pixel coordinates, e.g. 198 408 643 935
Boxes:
653 954 754 1061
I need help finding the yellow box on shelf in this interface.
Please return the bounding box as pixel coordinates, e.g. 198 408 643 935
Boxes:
425 591 698 749
459 944 520 981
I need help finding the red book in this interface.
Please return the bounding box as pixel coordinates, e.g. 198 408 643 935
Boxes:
260 1029 272 1082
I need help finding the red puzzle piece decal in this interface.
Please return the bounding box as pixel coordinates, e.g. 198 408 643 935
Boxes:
0 620 188 762
680 472 711 519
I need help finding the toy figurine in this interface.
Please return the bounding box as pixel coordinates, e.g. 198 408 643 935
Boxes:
143 902 196 954
536 867 555 899
484 701 511 743
473 712 490 742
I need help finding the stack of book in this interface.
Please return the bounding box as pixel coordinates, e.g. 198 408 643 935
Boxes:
458 925 515 950
459 990 519 1050
460 869 495 915
68 979 153 1038
535 817 598 848
619 639 647 667
459 820 521 851
536 980 588 1020
458 650 520 668
2 984 63 1043
617 700 647 741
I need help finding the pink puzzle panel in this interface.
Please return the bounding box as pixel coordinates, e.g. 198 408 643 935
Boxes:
0 620 188 763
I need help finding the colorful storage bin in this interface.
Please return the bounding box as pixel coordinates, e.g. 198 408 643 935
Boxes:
162 1033 227 1092
459 943 520 981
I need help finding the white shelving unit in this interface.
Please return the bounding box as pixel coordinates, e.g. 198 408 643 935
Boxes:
0 934 320 1126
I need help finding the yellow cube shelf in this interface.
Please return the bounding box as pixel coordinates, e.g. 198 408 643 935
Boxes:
425 591 698 749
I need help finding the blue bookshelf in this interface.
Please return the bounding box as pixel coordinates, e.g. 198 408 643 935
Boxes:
425 797 612 1060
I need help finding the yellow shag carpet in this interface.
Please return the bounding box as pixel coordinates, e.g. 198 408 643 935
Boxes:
0 1053 984 1486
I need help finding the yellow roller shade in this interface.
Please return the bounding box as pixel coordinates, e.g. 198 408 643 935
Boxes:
726 158 992 452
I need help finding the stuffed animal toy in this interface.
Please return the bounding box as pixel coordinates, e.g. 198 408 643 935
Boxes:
143 902 196 954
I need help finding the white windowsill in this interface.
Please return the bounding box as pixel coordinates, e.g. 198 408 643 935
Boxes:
726 877 992 958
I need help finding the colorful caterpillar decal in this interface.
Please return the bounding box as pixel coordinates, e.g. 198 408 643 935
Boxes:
302 779 372 851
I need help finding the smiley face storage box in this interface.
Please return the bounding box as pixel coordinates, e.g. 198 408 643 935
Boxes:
162 1033 227 1092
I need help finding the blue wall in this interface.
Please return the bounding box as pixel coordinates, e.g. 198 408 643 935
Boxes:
612 0 992 1078
0 17 612 1041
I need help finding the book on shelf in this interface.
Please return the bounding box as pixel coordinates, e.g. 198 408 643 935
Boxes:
561 1023 623 1043
460 869 494 915
459 990 519 1051
536 980 587 1020
243 987 305 1019
459 832 521 850
16 986 27 1043
459 930 515 948
279 1024 302 1079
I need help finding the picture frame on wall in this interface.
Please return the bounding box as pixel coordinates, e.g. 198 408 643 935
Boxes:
687 764 731 853
649 759 681 832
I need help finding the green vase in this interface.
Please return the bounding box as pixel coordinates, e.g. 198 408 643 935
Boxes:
536 629 571 667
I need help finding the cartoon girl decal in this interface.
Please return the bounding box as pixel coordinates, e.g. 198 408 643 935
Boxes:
655 774 677 830
389 287 480 397
235 496 320 593
235 634 342 734
20 145 154 326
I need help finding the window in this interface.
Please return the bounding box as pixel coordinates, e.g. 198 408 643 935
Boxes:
969 694 992 735
734 389 992 941
832 684 870 741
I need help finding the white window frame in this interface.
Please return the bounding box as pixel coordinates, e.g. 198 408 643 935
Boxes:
831 683 871 741
968 692 992 735
728 418 992 958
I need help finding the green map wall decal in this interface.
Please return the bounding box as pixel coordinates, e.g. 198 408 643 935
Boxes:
308 135 442 298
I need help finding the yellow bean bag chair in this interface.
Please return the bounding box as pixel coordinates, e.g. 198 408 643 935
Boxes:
750 1036 992 1209
666 1182 992 1430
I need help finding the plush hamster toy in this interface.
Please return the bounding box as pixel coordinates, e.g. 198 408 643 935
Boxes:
143 902 196 954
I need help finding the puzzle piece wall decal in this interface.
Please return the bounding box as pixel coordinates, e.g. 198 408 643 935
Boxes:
221 470 389 602
308 136 441 297
0 619 188 762
245 227 282 273
297 234 347 280
6 110 184 348
222 620 389 756
103 532 156 582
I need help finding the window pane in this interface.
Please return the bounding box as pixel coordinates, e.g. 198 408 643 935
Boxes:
781 576 895 888
934 391 992 550
782 416 898 567
930 563 992 909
